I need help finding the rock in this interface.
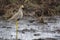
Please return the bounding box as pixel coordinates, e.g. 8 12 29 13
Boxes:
1 26 6 28
34 34 40 36
22 29 36 32
29 20 35 23
18 39 21 40
0 38 3 40
45 38 57 40
55 29 60 33
33 38 44 40
13 39 21 40
30 28 37 32
6 27 12 29
5 39 9 40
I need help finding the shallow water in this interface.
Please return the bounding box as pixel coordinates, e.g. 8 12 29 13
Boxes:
0 16 60 40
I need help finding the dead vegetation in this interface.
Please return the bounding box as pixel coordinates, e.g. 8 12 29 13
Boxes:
0 0 60 22
0 0 23 20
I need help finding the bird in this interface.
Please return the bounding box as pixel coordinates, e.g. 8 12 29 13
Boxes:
7 5 24 21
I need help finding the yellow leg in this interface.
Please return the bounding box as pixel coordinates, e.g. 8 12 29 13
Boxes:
16 20 18 40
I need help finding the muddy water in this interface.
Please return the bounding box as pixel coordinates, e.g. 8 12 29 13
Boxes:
0 16 60 40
